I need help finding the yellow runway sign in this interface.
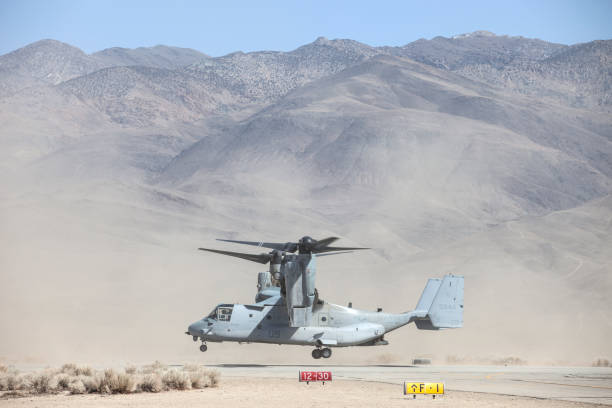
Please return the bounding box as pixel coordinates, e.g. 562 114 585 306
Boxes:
404 382 444 395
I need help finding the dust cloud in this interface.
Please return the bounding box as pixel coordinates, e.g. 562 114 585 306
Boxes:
0 169 610 366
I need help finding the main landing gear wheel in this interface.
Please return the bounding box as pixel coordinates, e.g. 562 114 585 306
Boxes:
199 344 208 352
312 349 322 359
321 348 332 358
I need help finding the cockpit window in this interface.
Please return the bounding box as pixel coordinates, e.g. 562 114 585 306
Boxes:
207 305 233 321
217 306 233 321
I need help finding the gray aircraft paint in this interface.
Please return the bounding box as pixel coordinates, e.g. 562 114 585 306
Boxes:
189 238 463 356
187 262 463 349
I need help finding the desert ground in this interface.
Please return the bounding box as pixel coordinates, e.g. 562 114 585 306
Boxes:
2 365 611 407
0 377 606 408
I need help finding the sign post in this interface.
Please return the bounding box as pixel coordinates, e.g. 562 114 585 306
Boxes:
299 371 332 385
403 382 444 399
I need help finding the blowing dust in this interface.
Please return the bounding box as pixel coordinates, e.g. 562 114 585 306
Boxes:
0 181 610 367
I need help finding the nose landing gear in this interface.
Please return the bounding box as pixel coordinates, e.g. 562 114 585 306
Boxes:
312 347 332 359
199 341 208 352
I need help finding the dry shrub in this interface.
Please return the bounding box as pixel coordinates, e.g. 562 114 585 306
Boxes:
0 365 7 373
162 369 191 390
447 355 527 366
51 373 71 391
60 363 93 377
0 368 22 392
98 369 135 394
68 378 86 395
492 356 527 366
10 373 28 392
1 363 219 396
116 373 135 394
76 366 93 376
182 363 200 372
142 361 166 374
187 368 208 389
593 358 610 367
139 374 162 393
446 354 466 364
80 375 101 393
29 372 52 394
60 363 77 375
125 365 137 375
208 370 219 388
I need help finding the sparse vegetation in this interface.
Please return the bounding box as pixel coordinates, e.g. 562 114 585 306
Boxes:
141 360 167 374
60 363 93 377
29 371 53 393
593 358 610 367
446 354 528 366
139 373 163 393
492 357 527 366
161 369 191 390
0 362 219 398
125 365 137 375
98 369 136 394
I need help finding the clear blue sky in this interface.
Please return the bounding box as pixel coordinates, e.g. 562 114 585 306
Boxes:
1 0 611 56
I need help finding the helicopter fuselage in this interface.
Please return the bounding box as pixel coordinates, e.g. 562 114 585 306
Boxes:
187 295 411 347
189 237 463 358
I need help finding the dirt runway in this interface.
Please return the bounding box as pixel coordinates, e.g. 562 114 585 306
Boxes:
0 377 605 408
3 364 612 407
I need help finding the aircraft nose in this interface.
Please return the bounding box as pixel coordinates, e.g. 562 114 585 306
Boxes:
188 321 205 336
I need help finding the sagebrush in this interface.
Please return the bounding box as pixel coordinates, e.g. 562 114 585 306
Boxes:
0 362 219 397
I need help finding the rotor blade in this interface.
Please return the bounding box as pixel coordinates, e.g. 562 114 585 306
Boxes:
198 248 271 264
313 236 339 249
316 251 354 257
216 239 297 252
314 246 369 253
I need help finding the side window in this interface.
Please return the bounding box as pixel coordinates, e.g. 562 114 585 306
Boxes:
217 307 233 322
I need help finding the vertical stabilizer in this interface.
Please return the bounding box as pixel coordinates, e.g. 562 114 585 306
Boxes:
414 275 464 330
414 278 441 312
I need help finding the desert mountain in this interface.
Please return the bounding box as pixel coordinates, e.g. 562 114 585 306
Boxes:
161 54 612 247
92 45 209 70
395 31 611 110
0 32 611 364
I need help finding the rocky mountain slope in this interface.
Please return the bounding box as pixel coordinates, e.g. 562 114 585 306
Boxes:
92 45 209 69
395 31 611 110
161 53 612 247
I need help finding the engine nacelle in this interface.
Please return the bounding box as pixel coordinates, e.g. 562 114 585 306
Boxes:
257 271 273 291
282 254 316 326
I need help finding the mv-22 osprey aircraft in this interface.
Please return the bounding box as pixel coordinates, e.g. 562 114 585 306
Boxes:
186 236 463 359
